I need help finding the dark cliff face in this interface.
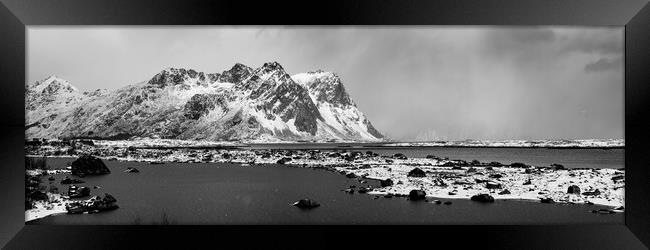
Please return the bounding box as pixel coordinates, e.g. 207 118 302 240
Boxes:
147 68 210 87
305 72 353 107
219 63 253 83
245 62 323 135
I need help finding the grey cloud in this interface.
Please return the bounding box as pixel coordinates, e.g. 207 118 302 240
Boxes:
585 57 623 72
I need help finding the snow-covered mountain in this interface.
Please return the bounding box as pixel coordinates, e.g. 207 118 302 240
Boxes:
25 62 384 142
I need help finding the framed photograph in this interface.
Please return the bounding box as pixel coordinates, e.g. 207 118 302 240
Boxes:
1 0 649 249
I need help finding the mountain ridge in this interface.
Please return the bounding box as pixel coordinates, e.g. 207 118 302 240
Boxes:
26 62 384 143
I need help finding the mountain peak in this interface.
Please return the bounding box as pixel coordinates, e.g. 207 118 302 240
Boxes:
148 67 206 87
29 75 78 94
261 61 283 70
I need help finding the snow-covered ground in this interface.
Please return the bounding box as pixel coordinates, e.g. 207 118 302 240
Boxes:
29 140 624 208
25 193 69 222
385 139 624 148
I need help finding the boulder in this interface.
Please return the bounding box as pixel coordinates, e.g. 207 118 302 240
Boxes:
103 193 117 203
60 176 85 184
345 173 357 178
540 198 554 203
125 167 140 173
358 187 371 194
393 153 407 160
276 157 292 164
71 155 110 176
380 178 394 187
550 163 566 170
26 190 48 201
68 185 91 198
407 167 426 177
582 189 601 196
293 199 320 209
498 189 511 195
489 173 503 179
510 162 529 168
408 190 426 201
343 188 354 194
470 194 495 203
566 185 581 194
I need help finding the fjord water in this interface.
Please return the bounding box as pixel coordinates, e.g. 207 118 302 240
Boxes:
30 148 623 225
249 145 625 169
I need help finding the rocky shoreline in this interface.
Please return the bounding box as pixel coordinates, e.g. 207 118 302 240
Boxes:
25 139 625 221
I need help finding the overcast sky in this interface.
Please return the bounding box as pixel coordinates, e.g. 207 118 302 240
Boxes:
28 26 623 141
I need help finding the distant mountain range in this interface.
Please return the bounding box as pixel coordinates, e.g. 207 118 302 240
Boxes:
25 62 384 142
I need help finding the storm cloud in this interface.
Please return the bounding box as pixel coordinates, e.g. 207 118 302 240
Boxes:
28 26 624 141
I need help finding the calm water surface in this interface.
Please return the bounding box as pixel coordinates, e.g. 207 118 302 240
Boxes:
249 145 624 169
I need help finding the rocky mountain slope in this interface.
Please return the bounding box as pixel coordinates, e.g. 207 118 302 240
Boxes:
25 62 384 142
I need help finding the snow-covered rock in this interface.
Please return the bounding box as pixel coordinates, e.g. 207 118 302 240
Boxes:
25 62 384 142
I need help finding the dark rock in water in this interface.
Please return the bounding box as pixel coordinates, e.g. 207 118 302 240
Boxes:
66 193 119 214
380 178 394 187
582 189 601 196
48 176 55 181
393 153 407 160
124 167 140 173
293 199 320 209
433 200 442 204
443 201 452 205
567 185 581 194
510 162 529 168
426 155 437 159
103 193 117 203
26 190 48 201
343 188 354 194
471 194 495 203
592 209 615 214
345 172 357 178
358 187 371 194
71 155 110 176
485 181 502 189
276 157 292 164
60 176 85 184
384 194 393 198
488 162 502 167
68 185 91 198
407 167 426 177
540 198 554 203
498 189 511 195
408 190 426 201
550 163 565 170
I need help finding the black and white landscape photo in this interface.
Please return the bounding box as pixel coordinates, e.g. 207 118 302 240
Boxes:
24 26 625 224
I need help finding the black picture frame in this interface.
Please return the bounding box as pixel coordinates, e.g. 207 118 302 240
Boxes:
1 0 649 249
